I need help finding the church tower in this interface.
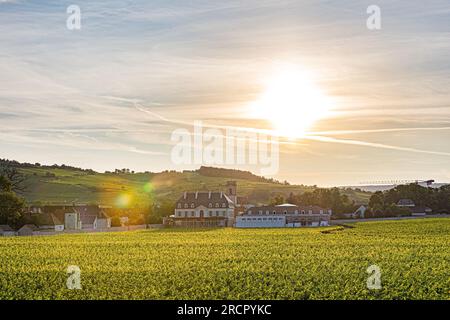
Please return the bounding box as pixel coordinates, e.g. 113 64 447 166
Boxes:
226 181 238 205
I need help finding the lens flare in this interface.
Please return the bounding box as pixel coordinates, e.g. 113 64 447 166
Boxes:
143 182 154 193
116 193 132 208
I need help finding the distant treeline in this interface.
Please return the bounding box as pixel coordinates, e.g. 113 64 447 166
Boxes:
1 159 287 185
270 188 357 216
369 183 450 215
195 166 287 185
0 158 96 174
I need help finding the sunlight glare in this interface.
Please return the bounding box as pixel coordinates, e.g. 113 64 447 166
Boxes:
250 66 334 139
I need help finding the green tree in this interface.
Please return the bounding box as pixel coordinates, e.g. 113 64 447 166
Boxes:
0 175 12 192
0 165 26 193
270 194 285 206
369 191 384 209
0 191 25 227
0 175 25 227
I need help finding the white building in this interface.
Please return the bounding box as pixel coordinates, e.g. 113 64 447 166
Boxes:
65 211 82 230
236 215 286 228
173 181 238 227
235 203 332 228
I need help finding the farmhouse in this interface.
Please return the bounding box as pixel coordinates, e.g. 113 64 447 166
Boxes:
32 212 64 232
409 206 432 216
0 225 16 237
27 204 112 231
396 199 432 216
172 181 238 227
235 203 332 228
76 205 112 230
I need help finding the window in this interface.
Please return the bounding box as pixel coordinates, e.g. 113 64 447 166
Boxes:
284 211 287 215
301 210 305 214
320 210 323 214
208 203 212 208
191 203 195 208
266 210 270 215
177 204 181 208
191 211 195 217
309 210 313 214
273 211 276 215
248 210 252 215
215 203 219 208
258 210 263 215
263 218 267 221
222 203 226 208
184 204 188 208
294 210 298 214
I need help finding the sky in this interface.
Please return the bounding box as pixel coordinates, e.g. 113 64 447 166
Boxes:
0 0 449 186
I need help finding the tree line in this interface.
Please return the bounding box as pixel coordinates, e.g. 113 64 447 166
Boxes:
368 183 450 216
0 158 96 174
270 188 357 216
196 166 287 184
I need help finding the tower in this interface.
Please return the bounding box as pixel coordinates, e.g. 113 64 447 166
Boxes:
226 181 237 205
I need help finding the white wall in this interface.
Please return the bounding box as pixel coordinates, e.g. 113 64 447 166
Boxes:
236 215 330 228
235 216 286 228
0 231 16 237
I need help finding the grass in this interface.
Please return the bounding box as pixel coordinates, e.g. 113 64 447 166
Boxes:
19 167 372 206
0 218 448 299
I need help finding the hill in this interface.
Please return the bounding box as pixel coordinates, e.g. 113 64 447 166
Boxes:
1 159 372 207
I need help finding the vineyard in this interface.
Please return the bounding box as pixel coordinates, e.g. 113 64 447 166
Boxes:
0 218 449 299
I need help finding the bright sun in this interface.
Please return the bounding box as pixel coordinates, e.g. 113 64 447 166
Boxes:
250 66 333 138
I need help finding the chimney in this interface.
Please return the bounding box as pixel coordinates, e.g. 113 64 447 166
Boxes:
195 191 198 199
183 192 187 199
220 192 223 198
208 191 211 199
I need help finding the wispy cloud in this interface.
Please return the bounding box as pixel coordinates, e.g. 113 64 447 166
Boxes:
0 0 449 184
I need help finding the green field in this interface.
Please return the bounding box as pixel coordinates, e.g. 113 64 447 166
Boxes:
0 218 448 300
18 166 371 206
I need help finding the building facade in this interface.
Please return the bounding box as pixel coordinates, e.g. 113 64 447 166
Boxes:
235 203 332 228
172 181 237 227
26 204 112 231
397 199 432 216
